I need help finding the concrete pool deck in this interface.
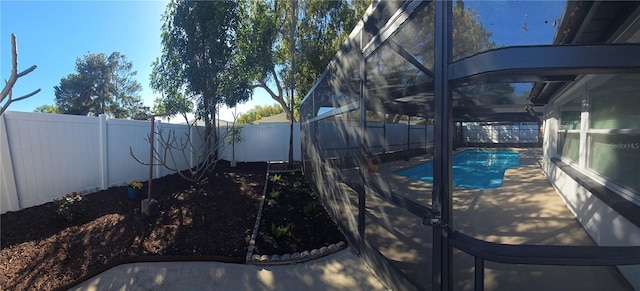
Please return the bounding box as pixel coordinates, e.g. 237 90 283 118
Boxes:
356 148 632 290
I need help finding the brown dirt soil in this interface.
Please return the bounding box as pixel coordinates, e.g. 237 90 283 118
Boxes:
255 172 345 255
0 161 344 290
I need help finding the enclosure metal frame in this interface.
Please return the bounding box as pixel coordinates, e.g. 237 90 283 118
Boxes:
299 1 640 290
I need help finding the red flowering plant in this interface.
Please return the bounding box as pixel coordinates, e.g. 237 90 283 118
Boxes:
54 192 87 221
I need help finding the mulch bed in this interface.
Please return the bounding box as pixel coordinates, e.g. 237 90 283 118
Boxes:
254 171 345 255
0 161 344 290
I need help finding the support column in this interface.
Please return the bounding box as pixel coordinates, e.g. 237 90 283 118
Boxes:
433 1 453 290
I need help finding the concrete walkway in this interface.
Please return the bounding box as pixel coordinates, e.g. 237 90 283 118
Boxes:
72 248 387 291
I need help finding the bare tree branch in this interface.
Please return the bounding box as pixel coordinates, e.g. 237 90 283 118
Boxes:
129 113 239 183
16 65 37 78
0 34 40 115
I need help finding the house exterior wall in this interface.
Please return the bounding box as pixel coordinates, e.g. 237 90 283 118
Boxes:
543 74 640 289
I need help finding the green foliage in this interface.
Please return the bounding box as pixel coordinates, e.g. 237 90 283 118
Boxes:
227 127 242 145
271 174 282 182
269 189 281 199
293 181 302 188
237 104 284 124
234 0 366 166
303 202 314 215
152 90 192 116
33 104 58 114
54 193 87 221
54 52 149 119
271 223 291 239
154 0 251 125
236 0 363 119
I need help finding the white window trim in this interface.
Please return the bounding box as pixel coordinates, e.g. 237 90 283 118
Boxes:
551 73 640 205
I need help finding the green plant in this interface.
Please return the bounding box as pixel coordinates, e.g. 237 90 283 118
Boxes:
271 223 291 239
293 181 302 188
303 202 315 215
128 180 143 189
269 189 281 199
271 174 282 182
54 192 87 221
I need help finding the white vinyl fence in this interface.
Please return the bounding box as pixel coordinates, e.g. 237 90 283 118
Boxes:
219 123 301 163
463 122 539 144
0 111 301 213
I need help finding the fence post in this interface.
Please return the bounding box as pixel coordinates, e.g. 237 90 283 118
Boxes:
98 114 108 190
0 113 20 212
154 119 162 179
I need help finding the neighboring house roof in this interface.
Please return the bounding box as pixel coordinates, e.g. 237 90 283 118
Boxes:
253 112 290 124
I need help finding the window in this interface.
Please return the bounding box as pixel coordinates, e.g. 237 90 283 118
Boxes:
557 97 582 162
586 75 640 194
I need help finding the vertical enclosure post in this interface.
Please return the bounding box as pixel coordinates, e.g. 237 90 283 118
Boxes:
433 0 453 290
406 115 411 160
358 45 367 239
475 257 485 291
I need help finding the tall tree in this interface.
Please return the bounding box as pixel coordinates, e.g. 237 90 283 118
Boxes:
34 104 58 114
153 0 251 158
237 104 284 124
236 0 363 164
54 52 148 118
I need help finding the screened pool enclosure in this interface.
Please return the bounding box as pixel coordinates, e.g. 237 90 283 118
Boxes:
300 1 640 290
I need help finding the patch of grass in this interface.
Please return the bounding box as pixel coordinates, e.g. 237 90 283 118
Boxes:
269 189 281 199
271 223 291 239
303 202 315 215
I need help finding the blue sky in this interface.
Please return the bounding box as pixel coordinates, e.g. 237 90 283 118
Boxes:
2 1 566 120
466 0 566 47
1 0 273 121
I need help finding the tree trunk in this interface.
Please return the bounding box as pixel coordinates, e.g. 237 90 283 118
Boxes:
213 109 218 160
288 0 298 168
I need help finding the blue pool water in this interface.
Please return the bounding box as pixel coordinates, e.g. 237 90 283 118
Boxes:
395 150 521 190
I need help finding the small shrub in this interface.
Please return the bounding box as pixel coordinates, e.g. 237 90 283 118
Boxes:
54 192 87 221
269 189 281 199
303 202 315 215
271 174 282 182
271 223 291 239
293 181 302 188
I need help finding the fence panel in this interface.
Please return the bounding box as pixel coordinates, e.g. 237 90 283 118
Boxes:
464 122 539 144
1 113 316 213
223 123 301 162
2 112 101 211
106 118 153 186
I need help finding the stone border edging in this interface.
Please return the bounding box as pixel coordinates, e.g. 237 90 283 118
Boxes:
245 163 271 262
246 162 348 265
250 241 347 265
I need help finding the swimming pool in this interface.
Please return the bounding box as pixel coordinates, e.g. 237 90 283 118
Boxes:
395 150 521 190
